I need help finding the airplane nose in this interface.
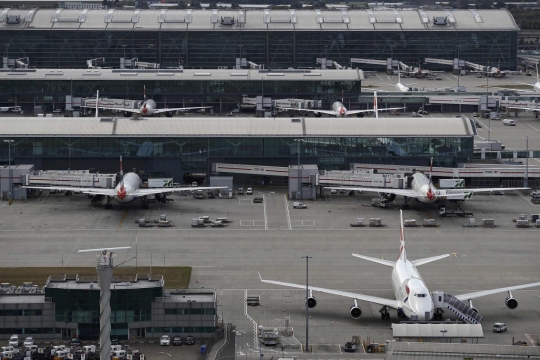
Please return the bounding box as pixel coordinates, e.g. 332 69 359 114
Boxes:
117 185 127 199
340 108 345 115
426 188 435 201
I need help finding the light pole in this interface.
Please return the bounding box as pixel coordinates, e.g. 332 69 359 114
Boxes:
122 44 127 59
440 330 448 343
5 44 10 68
457 45 461 87
237 45 243 69
294 139 304 199
4 139 14 199
525 136 529 188
487 61 491 148
302 255 312 352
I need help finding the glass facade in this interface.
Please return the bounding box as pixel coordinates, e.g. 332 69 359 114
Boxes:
0 29 517 70
45 286 162 340
1 136 474 175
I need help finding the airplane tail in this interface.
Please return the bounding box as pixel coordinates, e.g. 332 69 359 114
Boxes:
374 91 378 118
95 90 99 118
119 155 124 178
398 210 407 262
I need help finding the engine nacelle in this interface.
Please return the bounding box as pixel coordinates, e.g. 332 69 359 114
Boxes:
505 297 518 310
382 193 396 201
155 193 167 202
314 112 322 118
349 305 362 319
356 112 365 118
165 111 174 118
468 300 478 313
305 296 317 308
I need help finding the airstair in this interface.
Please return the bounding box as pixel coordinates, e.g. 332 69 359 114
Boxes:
432 291 482 325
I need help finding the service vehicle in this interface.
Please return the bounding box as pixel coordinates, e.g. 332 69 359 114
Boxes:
344 342 356 352
503 119 516 126
160 335 171 346
246 188 253 195
185 336 195 345
70 337 81 346
238 187 244 194
493 322 507 332
23 337 34 346
8 335 19 347
1 346 18 354
293 202 307 209
25 345 38 354
173 336 182 346
531 190 540 198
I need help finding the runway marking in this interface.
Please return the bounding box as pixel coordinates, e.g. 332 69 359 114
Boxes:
284 195 292 230
291 220 316 227
523 121 540 132
244 290 259 349
117 209 128 230
263 194 268 230
239 199 253 205
240 220 265 227
158 352 172 357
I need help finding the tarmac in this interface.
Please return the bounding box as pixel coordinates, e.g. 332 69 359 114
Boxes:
1 188 539 359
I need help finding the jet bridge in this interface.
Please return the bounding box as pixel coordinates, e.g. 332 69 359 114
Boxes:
23 170 117 189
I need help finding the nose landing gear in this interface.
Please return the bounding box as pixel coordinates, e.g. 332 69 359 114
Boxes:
379 306 390 320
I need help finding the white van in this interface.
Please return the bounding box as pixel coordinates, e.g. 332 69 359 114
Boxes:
503 119 516 126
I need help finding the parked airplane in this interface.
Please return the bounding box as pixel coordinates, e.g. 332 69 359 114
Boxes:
96 86 212 117
281 92 403 118
496 64 540 94
384 72 418 92
260 211 540 321
22 157 226 209
325 159 528 208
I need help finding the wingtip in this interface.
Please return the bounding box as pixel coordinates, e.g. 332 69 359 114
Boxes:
258 272 262 281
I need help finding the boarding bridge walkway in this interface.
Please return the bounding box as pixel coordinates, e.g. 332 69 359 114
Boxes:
433 291 483 325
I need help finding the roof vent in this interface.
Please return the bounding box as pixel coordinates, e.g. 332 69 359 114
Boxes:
221 16 234 25
433 16 447 26
6 15 20 24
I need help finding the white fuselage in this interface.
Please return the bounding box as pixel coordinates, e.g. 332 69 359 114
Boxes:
410 173 438 203
395 82 411 92
114 172 142 203
534 81 540 92
331 101 347 116
391 257 434 321
140 99 157 115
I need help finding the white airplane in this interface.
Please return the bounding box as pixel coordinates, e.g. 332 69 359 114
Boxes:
325 159 528 208
95 86 212 117
22 157 226 209
496 63 540 93
384 71 417 92
260 211 540 322
281 92 403 118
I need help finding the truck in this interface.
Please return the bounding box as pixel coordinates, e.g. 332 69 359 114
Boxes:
148 178 173 188
293 202 307 209
503 119 516 126
191 218 206 227
439 178 465 189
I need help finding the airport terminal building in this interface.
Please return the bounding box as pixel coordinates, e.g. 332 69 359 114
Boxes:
0 8 519 70
0 275 217 340
0 116 476 179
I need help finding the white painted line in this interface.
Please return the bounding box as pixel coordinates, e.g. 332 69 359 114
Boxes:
158 352 172 357
240 220 254 227
523 121 540 132
284 195 292 230
244 290 259 349
263 194 268 230
253 220 265 227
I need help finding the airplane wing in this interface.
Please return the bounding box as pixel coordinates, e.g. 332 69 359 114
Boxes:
22 185 116 196
153 106 212 114
411 254 450 266
346 107 405 116
259 273 400 309
505 106 540 111
96 106 140 114
445 187 529 195
352 253 395 267
454 281 540 301
279 107 338 116
135 186 228 196
324 186 414 197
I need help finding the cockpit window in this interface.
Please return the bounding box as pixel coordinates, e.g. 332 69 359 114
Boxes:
414 293 427 298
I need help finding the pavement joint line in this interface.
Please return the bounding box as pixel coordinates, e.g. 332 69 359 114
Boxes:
243 290 259 350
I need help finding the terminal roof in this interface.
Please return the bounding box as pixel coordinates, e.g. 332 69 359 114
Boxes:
0 295 49 303
0 68 364 81
0 8 519 32
0 116 475 137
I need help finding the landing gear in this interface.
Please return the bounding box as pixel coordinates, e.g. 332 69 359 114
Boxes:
105 196 113 209
141 196 149 209
379 306 390 320
402 196 411 209
434 310 444 321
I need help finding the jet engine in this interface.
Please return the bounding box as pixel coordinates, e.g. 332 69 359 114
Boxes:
505 296 518 309
382 193 396 201
165 111 174 117
306 295 317 308
123 111 132 117
87 194 104 201
155 193 167 203
314 112 322 118
356 112 365 118
349 305 362 319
